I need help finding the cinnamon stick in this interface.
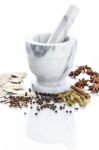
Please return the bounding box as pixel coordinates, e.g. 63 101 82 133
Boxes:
71 86 91 99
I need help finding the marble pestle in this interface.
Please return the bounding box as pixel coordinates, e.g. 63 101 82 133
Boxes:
47 4 79 44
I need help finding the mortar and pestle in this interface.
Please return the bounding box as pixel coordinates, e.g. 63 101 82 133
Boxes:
26 5 79 93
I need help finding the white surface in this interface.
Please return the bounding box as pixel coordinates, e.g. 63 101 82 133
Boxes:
0 0 99 150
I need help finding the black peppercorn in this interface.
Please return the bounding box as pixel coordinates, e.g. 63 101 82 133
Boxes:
30 106 33 109
74 107 79 110
69 110 72 113
66 110 68 113
28 88 31 92
35 112 38 116
55 110 58 113
60 106 62 110
24 112 26 115
25 92 27 96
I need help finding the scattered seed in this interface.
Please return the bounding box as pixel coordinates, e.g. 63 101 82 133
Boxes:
36 99 43 105
30 106 33 109
60 106 62 110
55 110 58 113
66 110 68 113
69 110 72 113
25 92 27 96
37 108 40 111
74 107 79 110
28 88 31 92
35 112 38 116
24 112 26 115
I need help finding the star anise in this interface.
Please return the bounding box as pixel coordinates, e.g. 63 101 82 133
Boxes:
89 84 99 93
75 78 89 88
91 71 99 77
90 75 99 83
86 69 94 76
77 65 92 73
69 69 81 78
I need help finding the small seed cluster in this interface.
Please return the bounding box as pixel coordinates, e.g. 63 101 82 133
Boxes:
33 92 79 115
0 89 35 108
69 65 99 93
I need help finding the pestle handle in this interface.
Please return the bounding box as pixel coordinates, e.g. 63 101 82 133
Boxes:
47 5 79 44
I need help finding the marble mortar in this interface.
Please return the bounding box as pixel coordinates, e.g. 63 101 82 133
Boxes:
25 33 77 93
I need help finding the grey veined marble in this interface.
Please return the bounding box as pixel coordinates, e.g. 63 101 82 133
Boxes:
25 33 77 93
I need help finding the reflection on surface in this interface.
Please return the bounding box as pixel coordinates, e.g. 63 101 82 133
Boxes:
26 108 76 149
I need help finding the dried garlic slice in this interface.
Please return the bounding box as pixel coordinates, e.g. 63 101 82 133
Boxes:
10 78 23 84
3 84 24 91
11 72 27 79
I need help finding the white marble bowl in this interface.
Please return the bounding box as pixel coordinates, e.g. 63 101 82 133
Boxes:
25 33 77 93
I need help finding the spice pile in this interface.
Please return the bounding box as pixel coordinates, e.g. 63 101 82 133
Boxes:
56 86 90 107
0 72 27 97
69 65 99 93
0 65 99 116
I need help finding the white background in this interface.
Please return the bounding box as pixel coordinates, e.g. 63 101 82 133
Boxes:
0 0 99 150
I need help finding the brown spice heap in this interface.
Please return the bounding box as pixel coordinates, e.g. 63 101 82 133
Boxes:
77 65 92 73
69 65 92 77
69 69 81 78
69 65 99 93
0 95 35 108
90 75 99 84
